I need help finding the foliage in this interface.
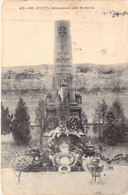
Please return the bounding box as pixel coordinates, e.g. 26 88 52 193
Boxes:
93 100 108 140
77 64 90 73
12 98 31 145
1 103 13 135
35 99 46 146
45 117 59 131
95 100 108 124
112 98 125 121
103 99 127 145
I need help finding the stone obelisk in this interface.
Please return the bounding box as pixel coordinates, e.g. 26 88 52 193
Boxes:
46 20 82 120
52 20 75 103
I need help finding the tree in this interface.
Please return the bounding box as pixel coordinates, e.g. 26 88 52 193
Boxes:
95 100 108 124
103 107 118 145
1 103 13 135
93 100 108 140
35 99 46 148
103 99 126 145
112 98 125 123
112 98 126 143
12 98 31 145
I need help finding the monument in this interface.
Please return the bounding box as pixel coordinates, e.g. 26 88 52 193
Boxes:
46 20 82 124
10 21 126 179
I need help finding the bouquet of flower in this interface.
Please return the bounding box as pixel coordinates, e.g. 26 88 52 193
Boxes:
11 155 33 171
87 157 104 177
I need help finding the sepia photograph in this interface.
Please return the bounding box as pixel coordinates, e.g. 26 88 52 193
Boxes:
1 0 128 195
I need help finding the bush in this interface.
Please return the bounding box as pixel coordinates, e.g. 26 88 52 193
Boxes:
1 103 13 135
12 98 31 145
103 99 127 145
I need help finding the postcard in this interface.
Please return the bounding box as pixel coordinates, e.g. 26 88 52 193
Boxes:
1 0 128 195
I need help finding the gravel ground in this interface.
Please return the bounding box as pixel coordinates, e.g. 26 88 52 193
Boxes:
1 166 128 195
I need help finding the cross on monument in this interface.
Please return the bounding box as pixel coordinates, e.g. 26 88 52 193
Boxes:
58 26 68 36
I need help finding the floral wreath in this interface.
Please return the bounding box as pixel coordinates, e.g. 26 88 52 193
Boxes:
58 165 71 174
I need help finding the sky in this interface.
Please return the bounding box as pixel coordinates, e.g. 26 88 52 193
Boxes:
2 0 128 67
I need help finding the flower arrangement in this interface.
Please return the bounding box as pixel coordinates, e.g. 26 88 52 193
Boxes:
11 154 33 171
87 156 104 183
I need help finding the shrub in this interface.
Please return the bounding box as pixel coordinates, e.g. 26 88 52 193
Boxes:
12 98 31 145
